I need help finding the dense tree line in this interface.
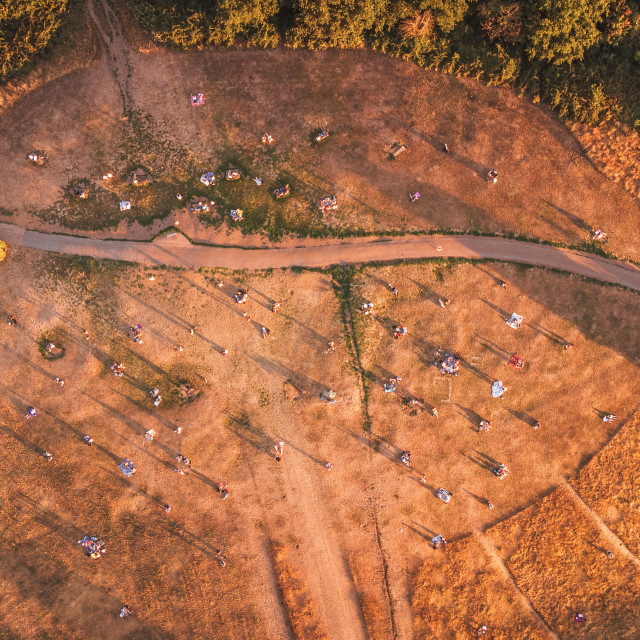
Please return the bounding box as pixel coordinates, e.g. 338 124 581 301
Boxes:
126 0 640 129
0 0 71 82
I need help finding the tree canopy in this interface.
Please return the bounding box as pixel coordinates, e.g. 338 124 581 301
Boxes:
0 0 70 81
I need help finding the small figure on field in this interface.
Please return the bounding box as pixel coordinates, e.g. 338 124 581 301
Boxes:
606 549 614 559
221 348 229 356
388 283 398 295
43 451 53 461
497 280 507 288
477 625 487 636
82 329 89 339
271 302 280 313
83 435 94 447
574 613 585 624
532 421 541 430
487 169 498 183
361 302 373 315
400 451 411 466
217 483 230 499
591 229 608 242
120 606 131 618
323 341 336 354
431 407 439 418
164 504 172 513
261 326 270 338
409 191 421 202
54 377 64 387
26 407 38 419
325 462 333 471
393 324 408 339
479 419 492 433
486 500 494 510
562 342 574 350
443 143 450 153
438 298 450 310
603 413 617 423
7 315 17 326
274 441 284 461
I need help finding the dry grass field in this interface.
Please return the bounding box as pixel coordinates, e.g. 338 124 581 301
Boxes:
1 243 640 638
1 0 640 259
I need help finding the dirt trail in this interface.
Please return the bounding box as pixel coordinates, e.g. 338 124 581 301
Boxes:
87 0 133 112
3 223 640 292
474 530 561 640
266 375 369 640
563 482 640 568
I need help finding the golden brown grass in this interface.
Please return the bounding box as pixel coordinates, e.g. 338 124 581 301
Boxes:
486 487 640 639
412 536 549 639
572 121 640 201
573 412 640 556
270 543 328 640
1 249 640 637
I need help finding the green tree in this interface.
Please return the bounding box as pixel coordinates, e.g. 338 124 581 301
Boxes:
418 0 473 34
285 0 387 49
524 0 615 65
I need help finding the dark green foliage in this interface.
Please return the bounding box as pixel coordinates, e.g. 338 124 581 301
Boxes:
0 0 70 81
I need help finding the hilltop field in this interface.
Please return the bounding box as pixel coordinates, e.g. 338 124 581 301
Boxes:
2 245 640 639
3 2 640 639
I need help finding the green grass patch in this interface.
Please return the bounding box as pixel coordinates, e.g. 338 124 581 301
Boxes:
37 333 66 361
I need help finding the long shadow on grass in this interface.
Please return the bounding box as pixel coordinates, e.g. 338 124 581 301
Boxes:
406 277 444 306
223 410 275 458
473 333 511 362
455 404 483 432
526 321 567 347
0 544 170 638
250 355 327 395
0 424 48 457
461 449 500 473
541 199 593 234
479 298 509 320
504 406 538 428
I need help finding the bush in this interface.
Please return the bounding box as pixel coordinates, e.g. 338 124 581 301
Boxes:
0 240 6 262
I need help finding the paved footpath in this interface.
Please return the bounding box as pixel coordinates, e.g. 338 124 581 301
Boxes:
2 223 640 290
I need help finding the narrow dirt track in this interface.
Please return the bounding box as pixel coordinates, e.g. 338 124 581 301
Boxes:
2 223 640 291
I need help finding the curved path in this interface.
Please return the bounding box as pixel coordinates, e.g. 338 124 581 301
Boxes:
2 223 640 289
